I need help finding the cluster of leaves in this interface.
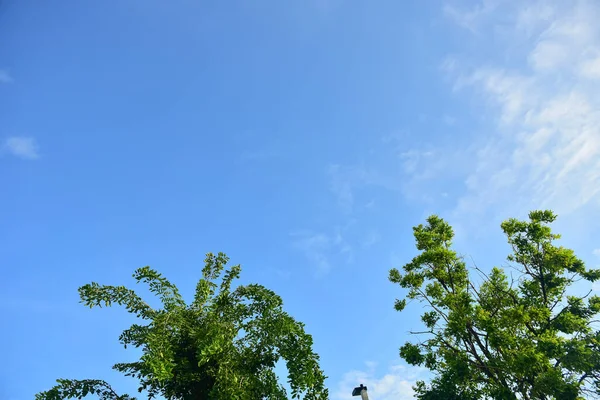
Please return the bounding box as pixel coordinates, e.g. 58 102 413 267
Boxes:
390 210 600 400
35 379 134 400
37 253 328 400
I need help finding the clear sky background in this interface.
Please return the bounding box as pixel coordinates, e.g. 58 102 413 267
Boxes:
2 1 600 399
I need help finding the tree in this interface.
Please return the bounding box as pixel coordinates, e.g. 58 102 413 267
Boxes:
37 253 328 400
389 210 600 400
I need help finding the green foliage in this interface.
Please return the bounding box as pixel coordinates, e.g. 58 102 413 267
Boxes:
390 211 600 400
35 379 135 400
37 253 328 400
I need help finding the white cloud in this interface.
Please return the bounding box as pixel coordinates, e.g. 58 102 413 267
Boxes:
326 132 466 215
580 56 600 79
0 69 12 83
440 55 459 74
459 68 535 124
400 149 435 175
329 164 360 213
593 249 600 258
515 2 556 36
446 0 600 221
362 230 381 248
2 137 40 159
328 163 400 213
291 226 352 275
443 0 499 33
291 231 331 273
326 1 600 241
333 362 426 400
528 40 569 70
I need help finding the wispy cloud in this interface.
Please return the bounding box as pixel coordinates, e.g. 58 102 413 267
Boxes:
292 231 333 274
328 164 395 213
445 0 600 221
291 226 352 276
2 137 40 160
0 69 12 83
399 149 435 176
362 230 381 248
333 362 427 400
323 1 600 247
580 56 600 79
443 0 499 33
328 133 445 211
327 133 462 214
594 249 600 258
329 164 360 213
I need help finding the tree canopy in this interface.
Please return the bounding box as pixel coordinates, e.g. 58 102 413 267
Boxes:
37 211 600 399
37 252 328 400
390 210 600 400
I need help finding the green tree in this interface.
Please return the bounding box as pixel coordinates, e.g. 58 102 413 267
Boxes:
37 253 328 400
389 211 600 400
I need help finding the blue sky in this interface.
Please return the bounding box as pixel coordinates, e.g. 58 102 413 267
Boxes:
2 1 600 399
